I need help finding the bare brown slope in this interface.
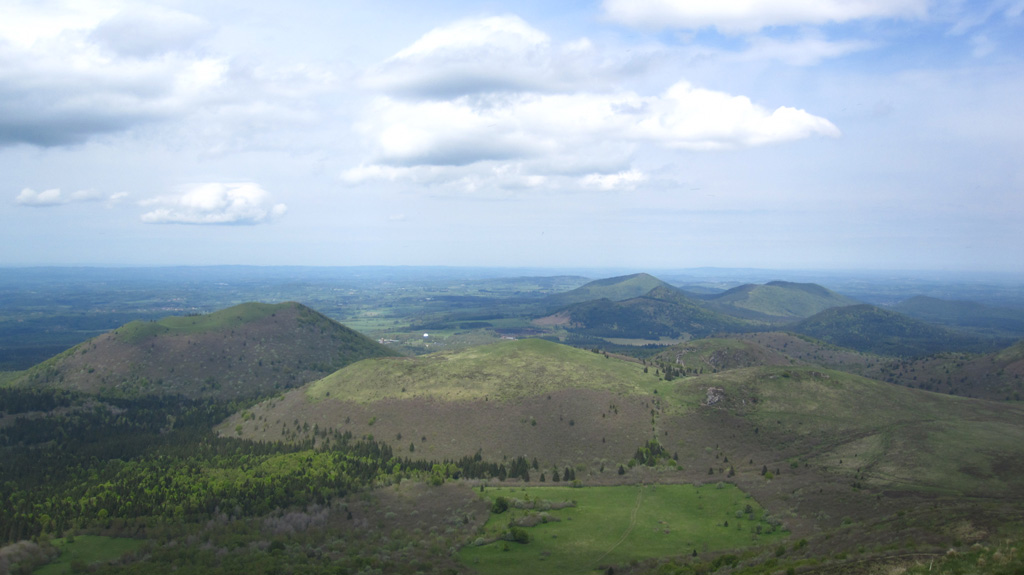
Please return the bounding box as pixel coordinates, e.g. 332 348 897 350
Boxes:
15 302 395 399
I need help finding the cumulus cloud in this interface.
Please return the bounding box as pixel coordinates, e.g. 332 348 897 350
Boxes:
362 15 635 98
0 17 226 147
581 170 647 190
633 82 840 149
346 15 838 194
88 5 212 57
603 0 927 33
356 83 837 167
739 34 876 66
0 2 332 150
15 188 103 206
140 183 287 225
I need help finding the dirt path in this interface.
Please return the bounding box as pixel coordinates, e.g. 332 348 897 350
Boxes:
591 485 645 568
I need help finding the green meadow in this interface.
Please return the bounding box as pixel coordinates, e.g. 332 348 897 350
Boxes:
34 536 144 575
460 484 786 575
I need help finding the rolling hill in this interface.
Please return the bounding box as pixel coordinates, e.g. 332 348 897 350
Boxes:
870 339 1024 401
549 285 755 341
224 338 1024 506
540 272 673 309
702 281 860 322
13 302 395 399
891 295 1024 338
649 337 796 376
791 304 1003 357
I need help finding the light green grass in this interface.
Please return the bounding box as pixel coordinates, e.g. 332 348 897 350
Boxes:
113 302 286 344
34 536 144 575
0 370 24 387
460 484 785 575
307 338 672 404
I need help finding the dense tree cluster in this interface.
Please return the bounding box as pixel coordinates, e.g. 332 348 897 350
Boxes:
0 389 543 545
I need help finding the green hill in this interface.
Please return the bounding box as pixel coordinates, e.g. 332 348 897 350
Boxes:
541 273 672 309
225 338 1024 502
791 304 1001 357
892 295 1024 338
731 331 882 374
554 285 755 341
870 339 1024 401
13 302 395 399
703 281 859 322
650 337 796 376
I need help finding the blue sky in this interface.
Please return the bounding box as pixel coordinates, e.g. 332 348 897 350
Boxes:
1 0 1021 273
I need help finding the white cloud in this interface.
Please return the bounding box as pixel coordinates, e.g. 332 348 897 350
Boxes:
603 0 927 33
140 183 287 225
346 15 840 194
363 15 550 98
0 2 332 150
581 170 647 190
0 0 123 49
88 5 212 57
356 82 837 168
739 34 876 66
362 15 635 98
15 187 103 206
0 21 227 147
633 82 840 149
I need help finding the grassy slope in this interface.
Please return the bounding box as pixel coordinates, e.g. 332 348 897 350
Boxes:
111 302 281 344
792 304 1002 357
14 302 395 400
868 339 1024 401
669 365 1024 497
541 273 671 309
218 337 1024 571
729 331 881 374
651 337 795 373
704 281 859 322
563 285 755 340
231 338 1024 501
892 295 1024 337
461 484 785 575
307 338 661 403
35 536 144 575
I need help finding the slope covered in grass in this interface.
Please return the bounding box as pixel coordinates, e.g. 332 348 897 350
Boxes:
560 285 754 340
307 337 660 403
541 273 672 309
665 365 1024 498
892 295 1024 338
228 337 1024 503
651 337 795 375
870 339 1024 401
15 302 395 399
792 304 1002 357
703 281 859 322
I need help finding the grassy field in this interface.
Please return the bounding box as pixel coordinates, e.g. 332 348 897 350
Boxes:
306 338 668 404
34 536 144 574
460 484 786 575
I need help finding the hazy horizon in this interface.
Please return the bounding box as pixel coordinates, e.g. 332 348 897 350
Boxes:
2 1 1021 273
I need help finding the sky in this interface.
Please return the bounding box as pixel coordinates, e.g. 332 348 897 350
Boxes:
1 0 1022 273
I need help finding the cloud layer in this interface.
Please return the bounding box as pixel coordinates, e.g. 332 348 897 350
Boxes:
347 16 838 192
140 183 286 225
603 0 927 32
15 188 103 206
0 2 332 150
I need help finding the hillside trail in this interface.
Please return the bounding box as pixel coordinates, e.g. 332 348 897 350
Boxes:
590 484 645 569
